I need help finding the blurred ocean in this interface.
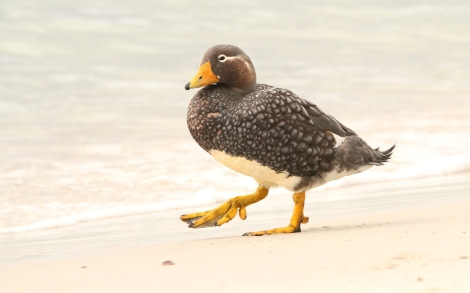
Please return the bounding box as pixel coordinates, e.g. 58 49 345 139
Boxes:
1 0 469 260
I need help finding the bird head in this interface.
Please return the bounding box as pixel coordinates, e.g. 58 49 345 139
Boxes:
185 44 257 92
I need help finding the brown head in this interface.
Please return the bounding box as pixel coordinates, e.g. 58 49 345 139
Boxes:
185 45 257 92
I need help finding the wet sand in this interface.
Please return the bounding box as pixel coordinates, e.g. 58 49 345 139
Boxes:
2 198 469 293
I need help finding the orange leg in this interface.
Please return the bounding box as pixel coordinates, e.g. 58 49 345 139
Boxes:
243 191 308 236
180 186 269 228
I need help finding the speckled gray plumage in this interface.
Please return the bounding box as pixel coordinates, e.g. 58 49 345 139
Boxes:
188 83 379 176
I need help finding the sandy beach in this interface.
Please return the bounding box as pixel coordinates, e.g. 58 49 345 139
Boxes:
1 1 470 293
1 198 469 293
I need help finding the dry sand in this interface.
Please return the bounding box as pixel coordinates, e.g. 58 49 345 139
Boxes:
1 200 469 293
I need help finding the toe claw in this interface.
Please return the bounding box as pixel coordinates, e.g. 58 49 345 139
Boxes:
302 216 309 224
243 231 263 236
239 207 247 220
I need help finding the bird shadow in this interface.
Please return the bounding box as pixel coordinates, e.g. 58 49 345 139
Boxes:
301 219 412 234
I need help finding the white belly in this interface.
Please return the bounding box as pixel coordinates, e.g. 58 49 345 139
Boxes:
209 149 373 192
210 150 302 191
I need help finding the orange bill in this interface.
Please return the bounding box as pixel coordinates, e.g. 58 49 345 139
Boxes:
185 62 219 90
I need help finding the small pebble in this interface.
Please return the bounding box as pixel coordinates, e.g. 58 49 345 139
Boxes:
162 260 175 266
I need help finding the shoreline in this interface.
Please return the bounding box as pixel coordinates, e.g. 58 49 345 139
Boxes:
1 199 469 293
1 172 469 265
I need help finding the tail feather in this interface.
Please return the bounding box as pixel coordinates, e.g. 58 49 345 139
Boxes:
335 136 395 171
371 144 396 166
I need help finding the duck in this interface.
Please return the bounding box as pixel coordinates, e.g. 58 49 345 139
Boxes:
181 44 395 236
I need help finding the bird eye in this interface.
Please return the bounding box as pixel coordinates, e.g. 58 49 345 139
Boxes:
218 54 227 62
